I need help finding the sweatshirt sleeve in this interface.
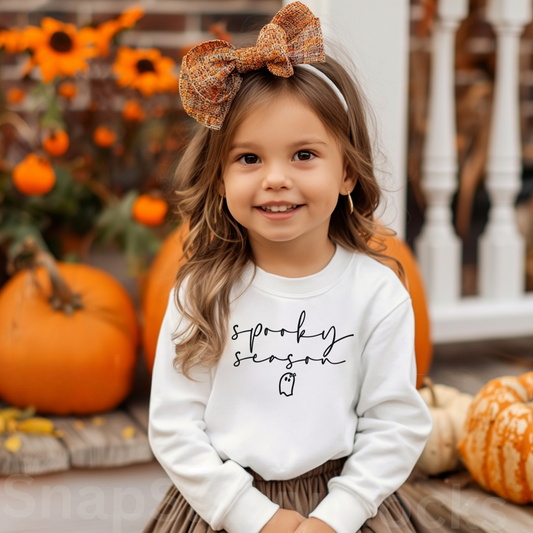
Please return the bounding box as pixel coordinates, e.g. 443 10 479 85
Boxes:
308 298 433 533
147 289 280 533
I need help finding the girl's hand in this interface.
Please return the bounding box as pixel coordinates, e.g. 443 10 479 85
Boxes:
294 517 337 533
259 509 306 533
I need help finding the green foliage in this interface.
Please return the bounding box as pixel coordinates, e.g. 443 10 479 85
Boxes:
95 190 162 276
0 167 102 261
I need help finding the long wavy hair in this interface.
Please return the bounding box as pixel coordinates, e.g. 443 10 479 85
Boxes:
171 56 405 379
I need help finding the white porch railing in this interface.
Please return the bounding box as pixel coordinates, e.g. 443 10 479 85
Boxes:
297 0 533 344
417 0 533 343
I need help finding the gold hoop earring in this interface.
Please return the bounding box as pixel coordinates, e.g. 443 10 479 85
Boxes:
347 192 354 215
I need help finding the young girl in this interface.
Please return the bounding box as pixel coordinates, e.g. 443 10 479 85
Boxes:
143 3 432 533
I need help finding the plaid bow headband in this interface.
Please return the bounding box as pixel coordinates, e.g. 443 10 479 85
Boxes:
179 1 326 130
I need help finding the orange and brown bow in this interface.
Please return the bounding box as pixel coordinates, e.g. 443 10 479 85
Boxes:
179 1 325 130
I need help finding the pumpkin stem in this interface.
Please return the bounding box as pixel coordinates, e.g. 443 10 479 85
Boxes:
422 376 439 407
11 238 83 315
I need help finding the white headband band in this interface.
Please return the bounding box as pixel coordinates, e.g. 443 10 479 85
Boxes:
297 64 349 113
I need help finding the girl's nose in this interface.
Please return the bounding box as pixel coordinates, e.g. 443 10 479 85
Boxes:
262 167 293 190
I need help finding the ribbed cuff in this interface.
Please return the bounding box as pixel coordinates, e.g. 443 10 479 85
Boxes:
308 487 370 533
222 485 280 533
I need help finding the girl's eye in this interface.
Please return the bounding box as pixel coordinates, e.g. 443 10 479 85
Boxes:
293 150 315 161
239 154 260 165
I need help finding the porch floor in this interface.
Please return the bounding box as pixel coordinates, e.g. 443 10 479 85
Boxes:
427 335 533 395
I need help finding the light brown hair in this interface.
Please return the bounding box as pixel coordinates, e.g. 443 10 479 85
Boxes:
171 56 405 379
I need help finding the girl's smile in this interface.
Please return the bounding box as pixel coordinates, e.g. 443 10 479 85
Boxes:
222 93 356 276
256 203 303 219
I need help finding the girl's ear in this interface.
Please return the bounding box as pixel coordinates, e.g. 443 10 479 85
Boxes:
342 166 357 195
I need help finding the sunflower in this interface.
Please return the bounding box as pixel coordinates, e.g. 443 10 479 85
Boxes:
23 18 96 83
118 5 144 29
79 19 120 58
0 28 27 53
78 5 144 59
112 47 178 97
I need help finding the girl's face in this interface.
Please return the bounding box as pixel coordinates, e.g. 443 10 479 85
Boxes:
222 93 356 258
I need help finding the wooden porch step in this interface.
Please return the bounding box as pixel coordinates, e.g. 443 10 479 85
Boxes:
0 432 70 476
0 400 153 475
50 410 153 469
398 470 533 533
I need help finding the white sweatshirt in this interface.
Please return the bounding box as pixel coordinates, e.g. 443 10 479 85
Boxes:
148 245 433 533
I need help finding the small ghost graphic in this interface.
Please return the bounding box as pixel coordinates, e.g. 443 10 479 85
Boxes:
279 372 296 396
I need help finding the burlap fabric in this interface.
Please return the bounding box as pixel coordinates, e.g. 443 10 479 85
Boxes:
179 1 325 130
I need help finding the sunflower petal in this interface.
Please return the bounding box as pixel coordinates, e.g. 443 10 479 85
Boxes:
41 17 63 34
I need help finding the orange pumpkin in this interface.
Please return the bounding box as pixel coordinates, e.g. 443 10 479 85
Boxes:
12 153 55 195
141 224 187 371
0 242 139 415
369 233 433 389
93 125 116 147
132 194 168 226
43 130 69 156
142 225 432 386
458 371 533 503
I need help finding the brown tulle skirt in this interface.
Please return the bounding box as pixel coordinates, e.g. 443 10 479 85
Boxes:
143 456 427 533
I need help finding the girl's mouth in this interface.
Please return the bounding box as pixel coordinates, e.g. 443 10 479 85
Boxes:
260 205 300 212
255 204 304 219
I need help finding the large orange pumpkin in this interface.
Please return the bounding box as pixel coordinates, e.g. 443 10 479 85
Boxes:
458 371 533 503
141 224 187 371
369 233 433 389
142 225 432 387
0 244 139 415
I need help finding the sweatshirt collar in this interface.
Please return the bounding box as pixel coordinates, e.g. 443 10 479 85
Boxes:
249 245 354 297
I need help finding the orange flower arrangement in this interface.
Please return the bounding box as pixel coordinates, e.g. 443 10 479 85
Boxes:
123 100 146 121
23 18 96 83
112 47 178 97
93 126 116 147
132 195 168 226
58 81 78 99
6 88 25 104
12 154 56 195
43 130 69 156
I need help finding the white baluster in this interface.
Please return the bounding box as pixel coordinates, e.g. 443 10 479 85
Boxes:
415 0 468 304
478 0 531 300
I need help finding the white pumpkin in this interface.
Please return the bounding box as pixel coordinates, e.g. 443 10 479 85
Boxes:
416 377 473 475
